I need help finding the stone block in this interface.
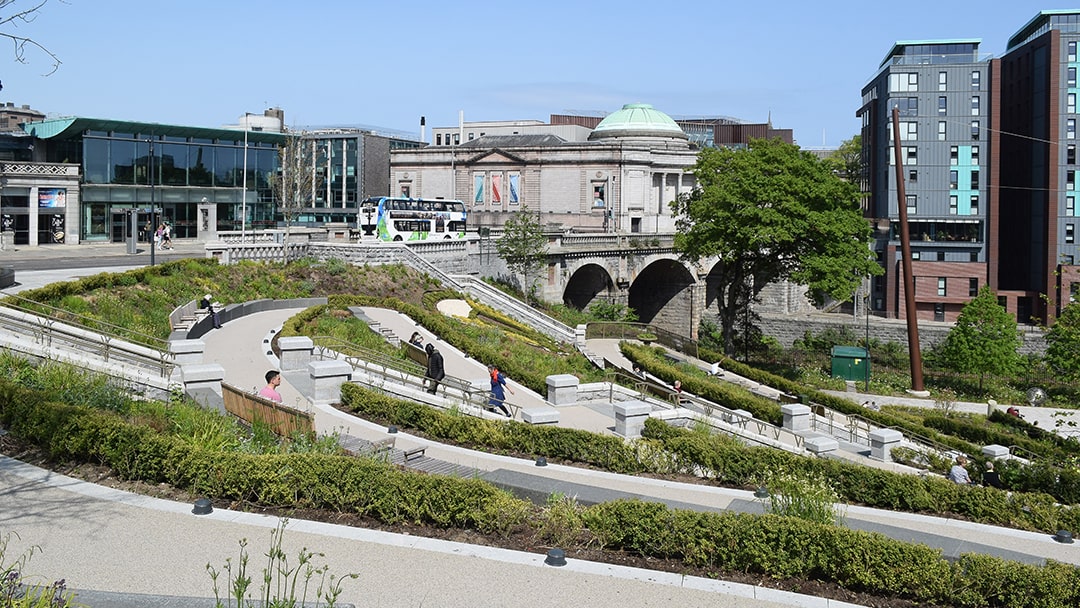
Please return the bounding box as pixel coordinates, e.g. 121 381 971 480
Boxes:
546 373 580 406
870 428 904 461
805 435 839 454
522 407 560 425
982 444 1010 459
308 360 354 406
781 404 812 432
169 339 205 366
180 363 225 396
614 399 652 438
278 336 314 371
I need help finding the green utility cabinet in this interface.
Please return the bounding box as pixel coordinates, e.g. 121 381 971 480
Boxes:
830 346 870 382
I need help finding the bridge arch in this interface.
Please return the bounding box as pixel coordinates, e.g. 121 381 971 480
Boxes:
563 263 616 310
628 259 698 337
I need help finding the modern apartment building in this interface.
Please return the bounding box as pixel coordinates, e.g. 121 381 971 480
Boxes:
859 10 1080 325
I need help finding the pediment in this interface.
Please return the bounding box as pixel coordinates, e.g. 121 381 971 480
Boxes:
462 148 527 165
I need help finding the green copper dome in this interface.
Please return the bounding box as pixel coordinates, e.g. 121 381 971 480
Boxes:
588 103 687 141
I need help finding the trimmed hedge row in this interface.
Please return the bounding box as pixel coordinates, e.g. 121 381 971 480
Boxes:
620 343 784 425
5 379 1080 606
0 381 526 533
641 419 1080 534
582 499 1080 608
340 383 650 475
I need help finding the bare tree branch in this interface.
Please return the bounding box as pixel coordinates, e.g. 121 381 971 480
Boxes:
0 0 62 75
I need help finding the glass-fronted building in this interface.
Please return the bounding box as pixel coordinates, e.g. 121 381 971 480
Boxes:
19 117 286 243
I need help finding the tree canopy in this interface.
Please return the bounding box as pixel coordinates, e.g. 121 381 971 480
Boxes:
496 207 548 302
823 134 862 184
937 286 1021 390
269 133 321 256
671 137 880 355
1045 301 1080 382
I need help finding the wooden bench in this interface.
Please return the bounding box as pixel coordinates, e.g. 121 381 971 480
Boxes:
403 446 427 461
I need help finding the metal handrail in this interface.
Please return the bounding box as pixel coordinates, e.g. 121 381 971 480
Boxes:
0 290 171 351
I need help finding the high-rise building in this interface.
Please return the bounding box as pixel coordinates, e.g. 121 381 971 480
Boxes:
859 10 1080 325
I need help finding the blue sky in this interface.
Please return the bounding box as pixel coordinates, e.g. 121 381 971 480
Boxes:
0 0 1055 148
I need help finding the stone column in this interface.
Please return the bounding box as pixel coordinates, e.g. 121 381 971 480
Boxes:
614 400 652 438
180 363 225 396
870 428 903 461
781 404 811 432
308 360 353 406
546 374 580 406
169 339 205 366
278 336 314 372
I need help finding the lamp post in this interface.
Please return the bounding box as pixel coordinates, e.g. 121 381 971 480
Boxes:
864 286 871 392
149 136 156 267
240 126 249 243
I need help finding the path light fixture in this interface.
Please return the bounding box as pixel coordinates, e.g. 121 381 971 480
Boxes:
192 498 213 515
535 456 548 467
754 486 770 500
544 548 566 567
1054 530 1074 544
388 425 399 434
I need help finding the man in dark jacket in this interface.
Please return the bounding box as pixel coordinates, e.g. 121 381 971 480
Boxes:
424 343 445 394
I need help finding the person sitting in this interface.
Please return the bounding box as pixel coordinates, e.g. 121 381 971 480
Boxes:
408 332 424 347
982 461 1004 489
709 361 721 376
200 293 222 329
948 456 972 485
259 370 283 403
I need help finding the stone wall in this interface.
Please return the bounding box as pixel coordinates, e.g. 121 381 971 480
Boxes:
757 311 1048 356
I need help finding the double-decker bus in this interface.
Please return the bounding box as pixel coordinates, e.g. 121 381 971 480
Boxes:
359 197 468 241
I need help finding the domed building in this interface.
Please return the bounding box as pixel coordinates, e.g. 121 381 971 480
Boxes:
391 103 699 234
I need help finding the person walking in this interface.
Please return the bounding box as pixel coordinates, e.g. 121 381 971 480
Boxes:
424 343 444 395
488 365 514 417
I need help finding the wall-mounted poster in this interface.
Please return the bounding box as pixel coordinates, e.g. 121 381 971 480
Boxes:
39 188 67 208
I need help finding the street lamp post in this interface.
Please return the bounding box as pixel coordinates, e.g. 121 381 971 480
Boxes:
149 136 156 267
241 127 248 243
864 285 871 392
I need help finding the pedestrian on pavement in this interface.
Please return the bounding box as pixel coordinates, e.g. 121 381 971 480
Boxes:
200 293 222 329
161 223 173 249
424 343 444 395
259 370 283 403
982 461 1004 489
488 365 514 417
948 456 972 485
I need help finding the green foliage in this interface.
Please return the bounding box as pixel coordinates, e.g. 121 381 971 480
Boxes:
822 134 863 183
1 531 75 608
495 206 548 300
671 138 881 354
762 468 843 526
206 519 356 608
586 300 638 322
938 286 1022 390
1045 301 1080 382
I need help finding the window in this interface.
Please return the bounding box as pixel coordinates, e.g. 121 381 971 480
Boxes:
1070 119 1077 139
971 96 980 116
1071 67 1078 88
1068 224 1076 244
890 72 919 92
970 195 979 214
950 146 959 165
1068 196 1075 216
1070 93 1077 115
1071 41 1078 62
1069 144 1076 165
971 145 980 165
912 251 921 260
937 251 946 261
971 170 980 189
904 146 917 165
435 134 442 145
971 120 980 140
971 70 981 89
909 169 918 182
937 277 947 297
950 170 959 189
906 195 917 214
453 133 460 145
949 195 958 214
971 251 979 262
969 278 978 297
938 96 948 115
895 97 918 116
938 71 947 91
900 121 917 140
1070 171 1076 191
934 304 945 322
467 132 474 141
938 121 947 141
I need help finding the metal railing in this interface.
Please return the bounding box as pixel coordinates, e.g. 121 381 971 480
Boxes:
585 322 699 359
0 292 175 381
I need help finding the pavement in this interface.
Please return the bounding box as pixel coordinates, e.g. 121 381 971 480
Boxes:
2 242 1080 607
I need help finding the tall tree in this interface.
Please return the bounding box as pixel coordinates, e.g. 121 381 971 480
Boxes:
938 286 1021 391
496 207 548 302
671 138 881 355
2 1 61 74
1045 301 1080 382
269 132 320 260
823 134 863 184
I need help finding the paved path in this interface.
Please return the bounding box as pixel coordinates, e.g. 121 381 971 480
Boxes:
3 250 1080 607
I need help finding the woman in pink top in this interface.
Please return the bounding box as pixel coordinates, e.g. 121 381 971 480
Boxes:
259 370 283 403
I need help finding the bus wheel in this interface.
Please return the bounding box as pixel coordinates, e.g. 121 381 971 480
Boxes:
393 235 403 241
444 235 451 240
